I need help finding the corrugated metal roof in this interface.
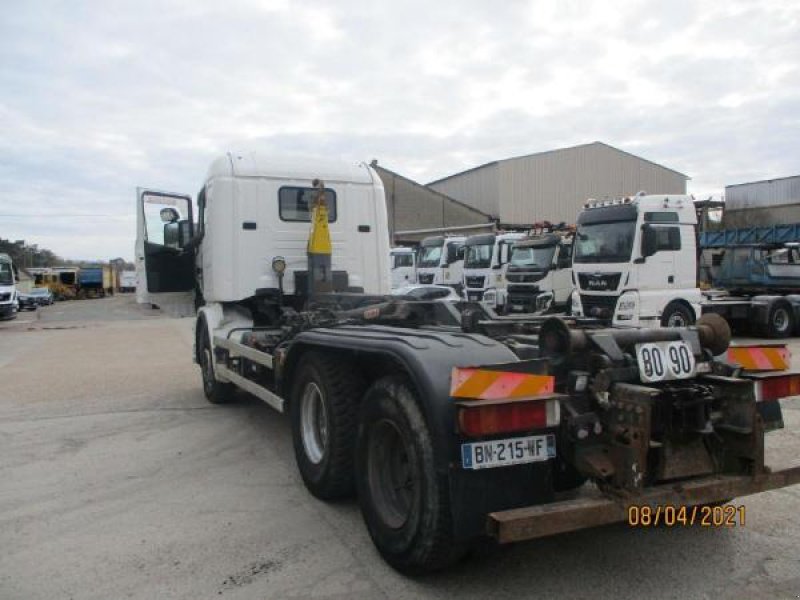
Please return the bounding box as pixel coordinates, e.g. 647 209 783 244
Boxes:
372 162 492 220
724 175 800 212
427 141 689 185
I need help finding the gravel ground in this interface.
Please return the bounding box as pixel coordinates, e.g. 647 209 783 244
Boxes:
1 295 799 599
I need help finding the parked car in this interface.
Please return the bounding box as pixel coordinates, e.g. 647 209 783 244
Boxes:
29 287 54 305
17 292 38 311
391 284 462 302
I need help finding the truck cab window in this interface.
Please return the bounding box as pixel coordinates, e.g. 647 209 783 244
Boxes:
0 262 12 285
464 243 492 269
279 187 337 222
393 254 413 268
654 226 681 252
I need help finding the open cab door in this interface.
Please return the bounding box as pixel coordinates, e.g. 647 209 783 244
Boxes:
135 188 196 317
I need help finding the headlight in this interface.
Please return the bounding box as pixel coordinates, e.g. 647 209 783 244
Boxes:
617 299 636 312
535 292 553 311
616 292 638 312
570 291 582 316
615 292 639 321
484 289 497 303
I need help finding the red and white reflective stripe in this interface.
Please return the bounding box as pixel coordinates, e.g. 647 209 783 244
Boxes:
727 345 790 371
450 368 554 400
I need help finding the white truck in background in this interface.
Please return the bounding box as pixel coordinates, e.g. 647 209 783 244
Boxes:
462 231 526 309
415 235 466 291
505 230 574 313
571 192 800 337
570 193 702 327
389 247 416 288
0 253 18 319
119 270 137 293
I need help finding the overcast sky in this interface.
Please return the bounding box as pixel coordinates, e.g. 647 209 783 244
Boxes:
1 0 798 261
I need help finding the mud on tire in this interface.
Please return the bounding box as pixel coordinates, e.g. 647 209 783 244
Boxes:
356 376 464 574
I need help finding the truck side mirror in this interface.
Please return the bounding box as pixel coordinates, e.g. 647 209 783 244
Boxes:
178 220 192 248
641 224 657 259
160 207 180 223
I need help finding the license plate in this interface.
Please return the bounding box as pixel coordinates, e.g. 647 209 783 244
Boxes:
635 340 696 383
461 434 555 470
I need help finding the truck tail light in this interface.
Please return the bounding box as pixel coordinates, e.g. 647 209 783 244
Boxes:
755 373 800 402
457 399 560 437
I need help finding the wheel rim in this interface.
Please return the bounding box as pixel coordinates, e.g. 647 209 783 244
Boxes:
300 382 328 465
773 308 789 332
667 311 688 327
367 419 417 529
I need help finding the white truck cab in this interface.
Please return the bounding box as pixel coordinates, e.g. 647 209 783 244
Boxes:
389 247 416 288
571 193 702 327
136 153 391 318
505 232 574 313
462 232 525 309
415 235 466 290
0 253 18 319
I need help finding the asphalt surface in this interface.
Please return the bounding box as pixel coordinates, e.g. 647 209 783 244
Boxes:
1 296 799 599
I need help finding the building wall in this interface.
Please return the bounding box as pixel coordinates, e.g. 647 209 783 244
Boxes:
724 176 800 228
428 162 501 218
429 142 687 226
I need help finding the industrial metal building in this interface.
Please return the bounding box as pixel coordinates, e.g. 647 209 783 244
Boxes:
428 141 688 226
370 161 494 244
724 175 800 228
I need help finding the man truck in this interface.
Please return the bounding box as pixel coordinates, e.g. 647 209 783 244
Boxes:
462 231 526 309
571 193 800 338
137 154 800 574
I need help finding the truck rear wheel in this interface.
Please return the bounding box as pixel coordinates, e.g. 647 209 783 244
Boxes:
290 352 363 500
765 303 793 338
200 327 235 404
661 302 695 328
356 376 463 574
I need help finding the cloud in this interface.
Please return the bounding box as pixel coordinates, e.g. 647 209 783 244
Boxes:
0 0 798 259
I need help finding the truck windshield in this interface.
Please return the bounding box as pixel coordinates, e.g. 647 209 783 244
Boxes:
0 262 13 285
574 221 636 263
464 244 493 269
418 244 443 268
510 245 555 269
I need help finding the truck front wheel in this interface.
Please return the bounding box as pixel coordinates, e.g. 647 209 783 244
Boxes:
356 376 463 574
199 326 235 404
661 302 695 328
290 352 363 500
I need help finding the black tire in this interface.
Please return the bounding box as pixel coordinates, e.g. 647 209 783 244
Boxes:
199 324 235 404
290 352 364 500
661 302 695 328
764 303 793 338
356 376 463 574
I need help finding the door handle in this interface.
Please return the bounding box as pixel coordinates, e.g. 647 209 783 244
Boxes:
668 275 674 283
